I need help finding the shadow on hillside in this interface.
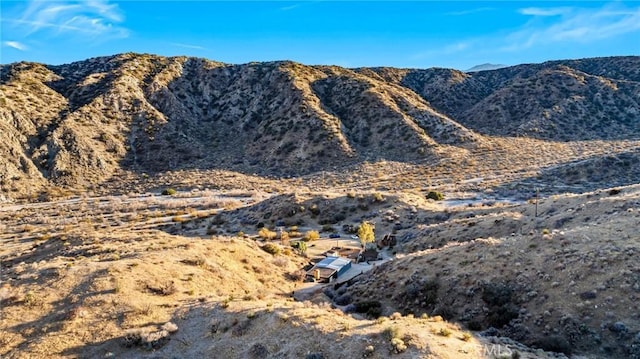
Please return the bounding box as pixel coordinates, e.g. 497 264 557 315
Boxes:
490 148 640 198
60 300 454 359
46 72 116 112
4 268 117 351
108 58 478 178
2 235 117 271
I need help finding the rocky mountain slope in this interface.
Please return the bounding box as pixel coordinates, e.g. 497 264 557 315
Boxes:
1 54 639 199
342 185 640 358
377 56 640 140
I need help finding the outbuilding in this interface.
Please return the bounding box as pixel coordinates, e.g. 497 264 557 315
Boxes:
305 256 352 283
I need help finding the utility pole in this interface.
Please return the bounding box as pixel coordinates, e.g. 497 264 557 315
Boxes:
535 187 539 217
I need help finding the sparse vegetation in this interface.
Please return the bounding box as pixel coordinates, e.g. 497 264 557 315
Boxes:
426 190 444 201
261 242 281 255
2 54 640 359
258 227 277 240
162 188 177 196
291 240 307 254
303 230 320 241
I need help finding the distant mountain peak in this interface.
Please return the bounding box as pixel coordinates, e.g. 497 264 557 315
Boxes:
465 63 508 72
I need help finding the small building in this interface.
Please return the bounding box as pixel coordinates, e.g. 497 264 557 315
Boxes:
358 248 379 262
305 256 352 283
321 247 362 262
377 233 397 248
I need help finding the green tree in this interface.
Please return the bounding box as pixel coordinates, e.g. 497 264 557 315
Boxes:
291 241 307 255
357 221 375 247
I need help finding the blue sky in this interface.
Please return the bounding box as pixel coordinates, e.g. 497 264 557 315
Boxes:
1 1 639 70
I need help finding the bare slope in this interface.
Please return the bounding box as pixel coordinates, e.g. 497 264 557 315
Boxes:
378 56 640 140
0 53 484 199
344 186 640 358
3 54 640 201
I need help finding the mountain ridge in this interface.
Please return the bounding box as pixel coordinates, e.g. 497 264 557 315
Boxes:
1 53 639 199
465 63 508 72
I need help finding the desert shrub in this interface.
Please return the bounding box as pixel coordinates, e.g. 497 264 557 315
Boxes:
342 303 356 313
467 320 482 331
533 335 572 355
181 257 205 266
426 191 444 201
258 228 277 240
23 291 40 307
279 231 290 245
482 283 519 328
211 215 225 225
248 343 270 358
489 304 519 327
482 283 513 307
433 306 456 321
261 243 281 255
305 353 324 359
404 277 439 308
290 240 307 254
321 225 335 232
363 345 375 357
353 300 382 318
437 327 452 337
122 328 172 350
323 288 336 299
146 281 176 296
272 256 288 267
334 293 352 306
232 319 252 337
343 224 356 233
332 213 346 222
423 278 440 306
373 192 385 202
161 188 177 196
303 230 320 241
390 337 407 353
285 270 306 282
384 326 402 340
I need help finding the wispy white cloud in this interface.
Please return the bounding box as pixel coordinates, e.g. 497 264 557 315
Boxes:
4 0 128 40
280 4 301 11
170 43 205 50
518 7 569 17
505 4 640 51
3 41 28 51
446 7 494 16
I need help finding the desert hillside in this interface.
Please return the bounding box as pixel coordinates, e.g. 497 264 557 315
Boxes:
1 54 639 200
1 54 640 359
